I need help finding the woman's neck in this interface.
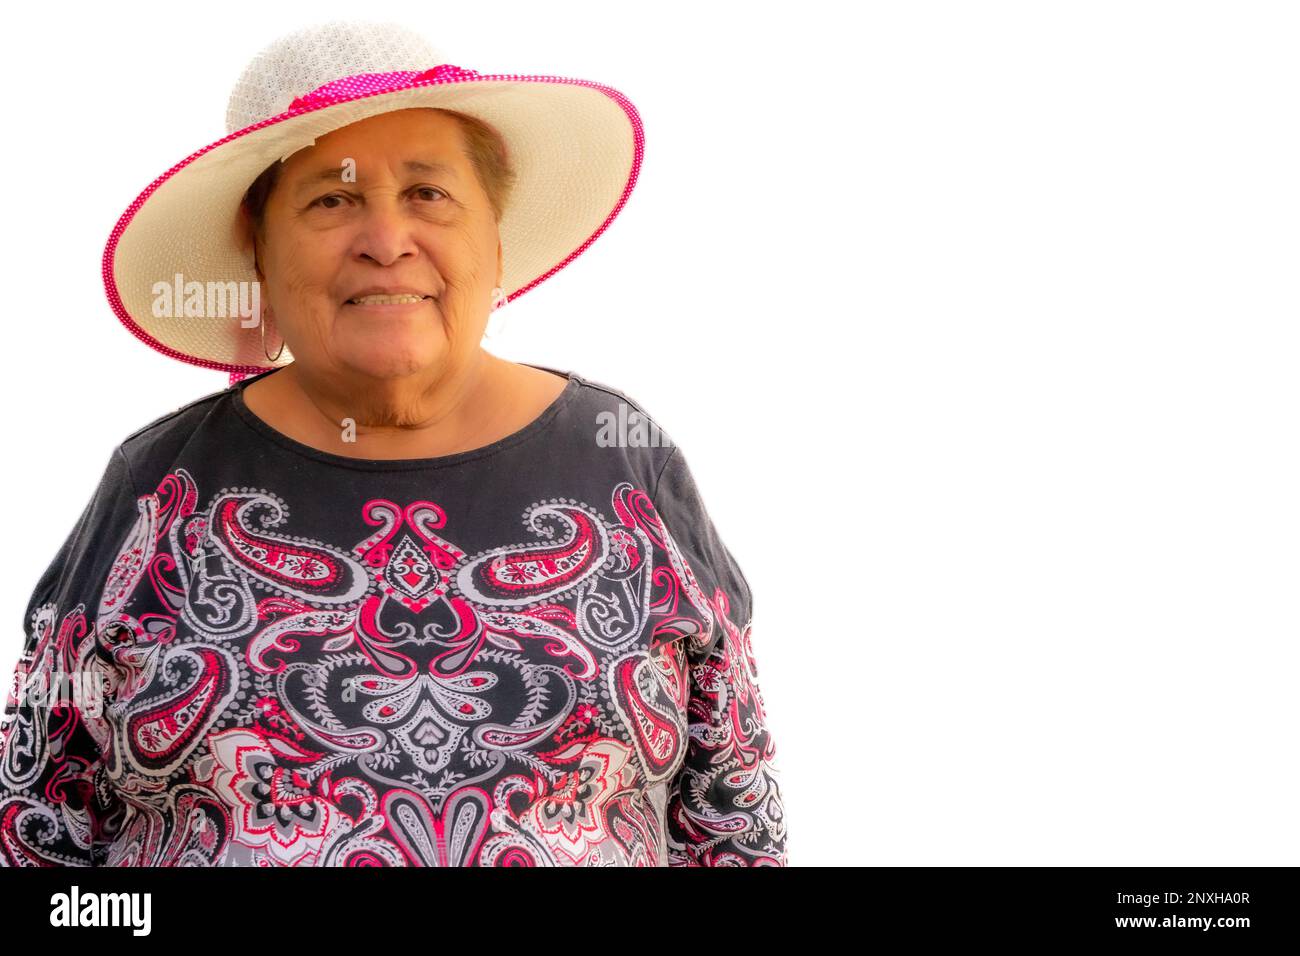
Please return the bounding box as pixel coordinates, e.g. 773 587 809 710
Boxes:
241 352 566 460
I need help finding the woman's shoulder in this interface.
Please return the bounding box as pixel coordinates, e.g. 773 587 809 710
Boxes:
569 369 649 411
114 385 236 490
568 371 675 437
566 370 679 466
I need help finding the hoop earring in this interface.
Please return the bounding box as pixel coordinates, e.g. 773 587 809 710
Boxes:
261 310 285 362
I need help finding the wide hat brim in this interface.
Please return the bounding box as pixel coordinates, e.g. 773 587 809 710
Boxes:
103 69 644 379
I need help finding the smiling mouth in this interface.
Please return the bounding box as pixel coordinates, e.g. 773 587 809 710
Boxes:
345 294 434 306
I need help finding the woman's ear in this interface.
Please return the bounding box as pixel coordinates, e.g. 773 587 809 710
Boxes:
234 204 266 282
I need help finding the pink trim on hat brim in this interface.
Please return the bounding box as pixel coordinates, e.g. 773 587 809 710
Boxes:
101 70 645 385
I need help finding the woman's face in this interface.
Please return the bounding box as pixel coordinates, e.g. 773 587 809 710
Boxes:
255 108 501 382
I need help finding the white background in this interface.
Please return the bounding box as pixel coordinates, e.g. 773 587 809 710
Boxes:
2 0 1297 866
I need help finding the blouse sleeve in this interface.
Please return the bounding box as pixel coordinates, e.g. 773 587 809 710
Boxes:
0 446 137 866
653 445 789 866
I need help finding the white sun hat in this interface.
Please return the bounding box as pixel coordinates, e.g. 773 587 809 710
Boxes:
102 20 644 384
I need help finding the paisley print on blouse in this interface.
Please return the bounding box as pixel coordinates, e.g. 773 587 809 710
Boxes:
0 368 787 867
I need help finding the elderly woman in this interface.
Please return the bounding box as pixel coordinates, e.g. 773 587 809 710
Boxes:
0 22 786 867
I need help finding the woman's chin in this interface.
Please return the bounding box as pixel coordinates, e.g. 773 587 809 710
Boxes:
336 339 446 380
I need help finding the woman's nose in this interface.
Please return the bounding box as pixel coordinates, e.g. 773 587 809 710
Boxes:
351 199 420 265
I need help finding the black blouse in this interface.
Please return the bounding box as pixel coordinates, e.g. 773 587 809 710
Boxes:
0 365 787 866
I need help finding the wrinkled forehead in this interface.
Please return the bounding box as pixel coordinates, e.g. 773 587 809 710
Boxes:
279 108 470 179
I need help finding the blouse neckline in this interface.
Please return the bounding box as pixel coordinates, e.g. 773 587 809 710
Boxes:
229 362 582 472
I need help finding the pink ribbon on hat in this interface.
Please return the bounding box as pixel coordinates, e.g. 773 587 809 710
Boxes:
287 64 482 113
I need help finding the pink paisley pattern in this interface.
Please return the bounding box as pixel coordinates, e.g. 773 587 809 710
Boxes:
0 469 786 867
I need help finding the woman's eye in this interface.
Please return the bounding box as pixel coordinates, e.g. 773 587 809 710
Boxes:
306 188 445 210
310 194 348 210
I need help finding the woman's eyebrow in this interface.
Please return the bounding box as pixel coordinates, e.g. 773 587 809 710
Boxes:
404 159 460 180
293 159 461 195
